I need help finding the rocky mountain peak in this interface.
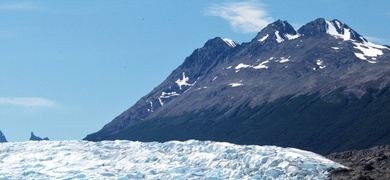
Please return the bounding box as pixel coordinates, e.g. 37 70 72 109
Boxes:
181 37 237 69
0 130 7 143
253 19 299 44
298 18 367 43
204 37 238 50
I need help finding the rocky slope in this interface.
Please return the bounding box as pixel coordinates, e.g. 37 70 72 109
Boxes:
327 145 390 180
85 18 390 155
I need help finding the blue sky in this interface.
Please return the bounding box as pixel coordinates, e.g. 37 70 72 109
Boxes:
1 0 389 142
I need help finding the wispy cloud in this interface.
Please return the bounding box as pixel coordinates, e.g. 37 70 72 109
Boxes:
206 0 273 33
365 36 389 45
0 97 58 108
0 2 40 11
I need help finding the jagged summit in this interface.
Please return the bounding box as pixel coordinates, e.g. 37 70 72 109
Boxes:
253 18 370 45
0 130 7 143
253 19 299 43
298 18 367 42
181 37 237 69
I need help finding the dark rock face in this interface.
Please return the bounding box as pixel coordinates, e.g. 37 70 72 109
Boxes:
327 145 390 180
84 18 390 155
29 132 49 141
0 130 7 143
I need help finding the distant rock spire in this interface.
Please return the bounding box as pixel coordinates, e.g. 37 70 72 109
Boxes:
0 130 7 142
29 132 49 141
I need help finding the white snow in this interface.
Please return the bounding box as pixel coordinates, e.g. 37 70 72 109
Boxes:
147 101 153 112
352 41 389 63
279 57 291 63
160 91 180 99
222 38 237 47
158 97 164 106
225 66 232 69
279 59 290 63
353 42 384 57
354 52 367 60
275 31 284 43
272 31 299 43
285 33 300 40
331 47 340 50
234 60 269 71
316 59 326 69
0 140 344 179
229 82 243 87
326 21 341 37
253 60 269 69
259 34 269 42
343 28 351 41
235 63 252 70
175 72 194 90
326 21 351 40
279 59 289 63
212 76 218 81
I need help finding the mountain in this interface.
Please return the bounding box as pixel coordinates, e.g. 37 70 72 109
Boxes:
84 18 390 155
0 140 344 179
29 132 49 141
0 130 7 143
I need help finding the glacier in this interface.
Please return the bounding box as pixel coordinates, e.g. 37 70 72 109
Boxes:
0 140 344 179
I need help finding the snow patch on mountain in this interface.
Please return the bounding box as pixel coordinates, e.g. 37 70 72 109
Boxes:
316 59 326 69
235 63 252 70
175 72 194 90
275 31 284 43
234 60 270 72
0 140 344 179
326 20 352 41
353 41 389 63
158 97 164 106
276 57 290 63
222 38 238 47
229 82 244 87
160 91 180 99
285 33 300 40
253 60 270 69
259 34 269 42
147 101 153 112
279 59 290 63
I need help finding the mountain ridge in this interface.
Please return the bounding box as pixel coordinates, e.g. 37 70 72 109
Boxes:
85 18 390 155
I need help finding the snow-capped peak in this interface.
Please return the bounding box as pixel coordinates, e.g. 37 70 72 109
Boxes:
222 37 238 47
325 20 366 42
254 20 300 44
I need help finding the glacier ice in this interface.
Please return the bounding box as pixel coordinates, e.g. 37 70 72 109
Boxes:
0 140 344 179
